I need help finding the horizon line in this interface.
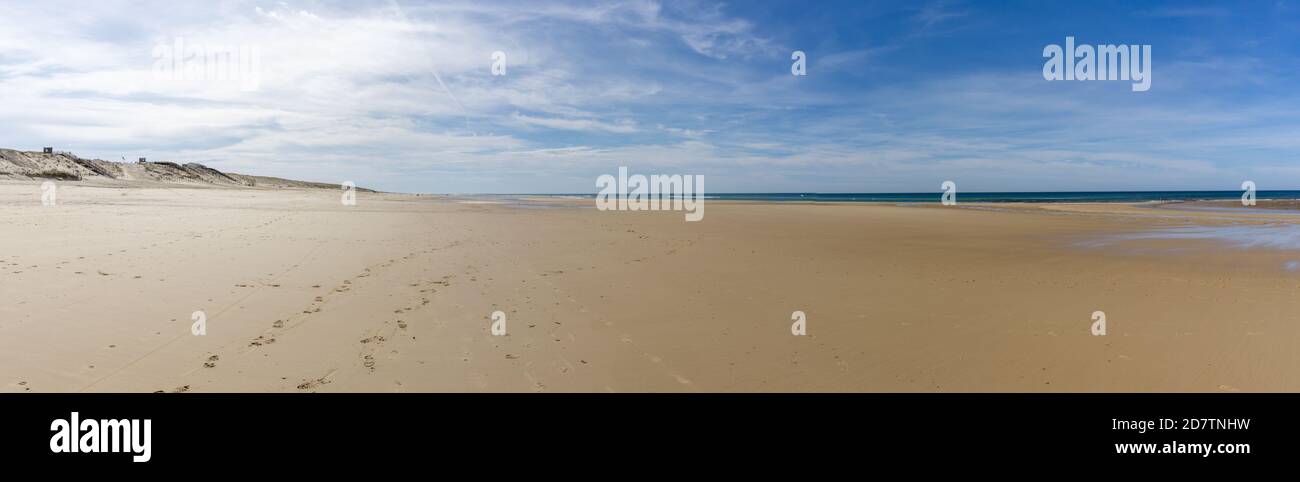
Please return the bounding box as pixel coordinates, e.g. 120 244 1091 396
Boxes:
439 189 1296 195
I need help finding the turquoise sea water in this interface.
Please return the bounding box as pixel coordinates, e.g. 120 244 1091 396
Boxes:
531 191 1300 203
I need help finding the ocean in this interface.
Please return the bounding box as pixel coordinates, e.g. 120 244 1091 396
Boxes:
530 191 1300 203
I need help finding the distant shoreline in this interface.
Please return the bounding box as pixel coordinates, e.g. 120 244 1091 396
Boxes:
455 191 1300 204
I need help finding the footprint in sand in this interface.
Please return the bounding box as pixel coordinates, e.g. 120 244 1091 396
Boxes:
249 335 276 347
297 379 327 390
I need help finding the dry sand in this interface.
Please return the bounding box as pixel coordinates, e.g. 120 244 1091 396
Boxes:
4 181 1300 392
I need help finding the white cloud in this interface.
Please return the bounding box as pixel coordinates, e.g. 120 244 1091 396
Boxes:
513 113 638 133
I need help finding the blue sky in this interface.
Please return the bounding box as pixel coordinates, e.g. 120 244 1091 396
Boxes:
1 0 1298 193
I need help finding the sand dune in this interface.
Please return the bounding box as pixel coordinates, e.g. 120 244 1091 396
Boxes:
4 182 1300 392
0 148 364 191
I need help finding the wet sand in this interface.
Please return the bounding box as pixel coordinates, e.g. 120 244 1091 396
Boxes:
4 181 1300 392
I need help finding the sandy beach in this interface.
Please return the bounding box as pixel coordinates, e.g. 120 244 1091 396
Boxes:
4 181 1300 393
